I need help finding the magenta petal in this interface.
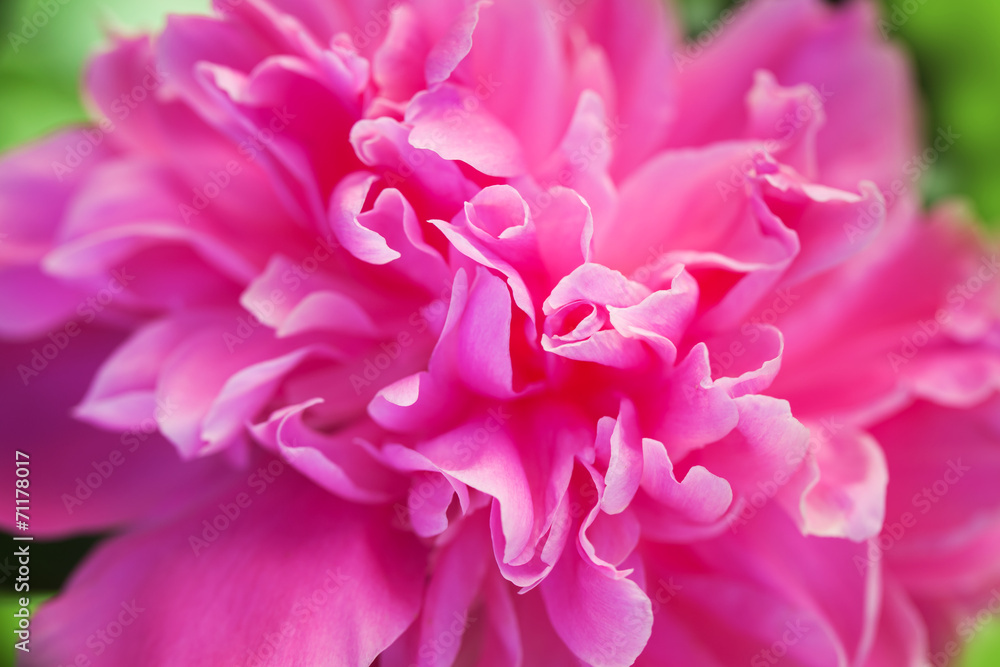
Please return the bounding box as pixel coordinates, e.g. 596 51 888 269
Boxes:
862 576 929 667
423 1 484 85
455 268 517 399
634 438 734 542
4 0 998 662
251 400 404 503
413 515 491 666
531 186 596 281
744 69 826 177
407 84 527 177
371 3 430 101
33 480 427 666
0 266 83 341
369 371 458 434
598 400 644 515
651 344 739 461
376 443 471 537
421 421 534 563
569 0 678 177
872 397 1000 594
541 545 652 667
328 171 401 264
787 424 889 542
533 91 617 229
75 315 215 430
0 131 106 339
640 505 880 666
0 328 233 538
697 394 811 507
350 116 479 215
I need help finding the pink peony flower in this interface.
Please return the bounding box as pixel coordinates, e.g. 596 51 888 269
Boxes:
3 0 999 664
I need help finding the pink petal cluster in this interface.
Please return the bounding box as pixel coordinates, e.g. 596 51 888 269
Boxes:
3 0 999 664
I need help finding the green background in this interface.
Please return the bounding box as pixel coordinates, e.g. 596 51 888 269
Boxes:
1 0 998 664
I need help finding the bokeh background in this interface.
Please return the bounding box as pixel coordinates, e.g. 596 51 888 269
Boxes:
0 0 997 664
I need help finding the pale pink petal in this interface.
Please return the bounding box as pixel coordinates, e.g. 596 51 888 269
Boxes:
406 84 527 178
541 544 652 667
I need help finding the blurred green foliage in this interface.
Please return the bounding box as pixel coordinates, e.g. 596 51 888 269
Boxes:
879 0 1000 227
962 616 1000 667
0 0 997 665
0 0 208 151
0 595 48 667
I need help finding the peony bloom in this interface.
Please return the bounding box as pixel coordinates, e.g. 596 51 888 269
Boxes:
3 0 999 664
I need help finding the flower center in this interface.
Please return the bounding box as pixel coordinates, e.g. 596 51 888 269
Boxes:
545 302 610 342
